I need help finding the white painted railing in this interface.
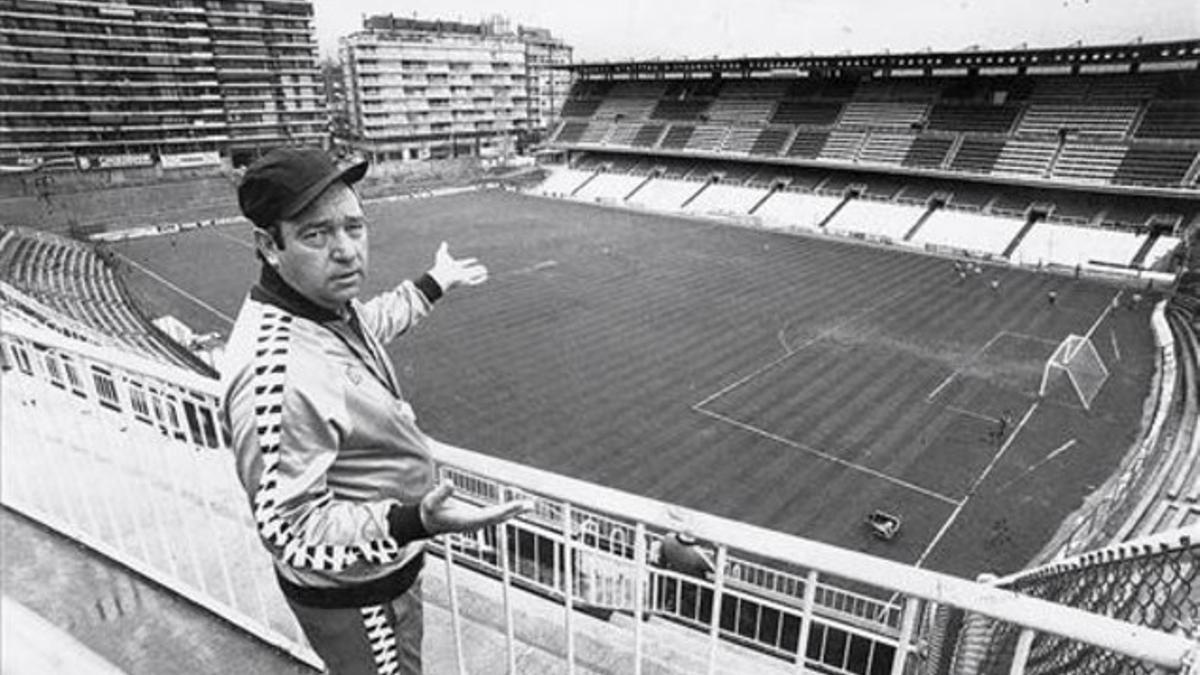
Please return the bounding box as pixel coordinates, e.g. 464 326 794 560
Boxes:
2 315 1197 674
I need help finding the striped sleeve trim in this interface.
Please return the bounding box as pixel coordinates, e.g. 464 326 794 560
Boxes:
249 308 405 572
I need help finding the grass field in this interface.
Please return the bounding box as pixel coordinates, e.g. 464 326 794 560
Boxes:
114 190 1158 579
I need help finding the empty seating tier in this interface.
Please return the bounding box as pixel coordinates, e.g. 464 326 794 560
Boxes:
1050 143 1128 183
819 130 866 162
605 123 642 147
949 138 1005 173
705 98 776 124
857 133 915 166
1112 147 1198 187
593 98 658 121
926 104 1020 133
721 127 760 155
631 124 666 148
684 125 729 152
554 121 588 144
1135 103 1200 140
838 101 928 129
769 100 844 126
1016 104 1140 137
578 123 612 144
651 98 712 121
749 127 792 156
785 130 829 159
902 136 955 168
992 139 1058 177
560 99 603 118
660 125 695 150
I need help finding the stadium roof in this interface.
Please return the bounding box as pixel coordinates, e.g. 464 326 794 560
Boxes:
566 38 1200 78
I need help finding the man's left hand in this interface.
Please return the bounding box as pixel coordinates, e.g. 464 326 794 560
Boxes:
420 481 533 535
429 241 488 291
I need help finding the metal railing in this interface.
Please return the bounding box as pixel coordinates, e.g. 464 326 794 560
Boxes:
1 314 1197 674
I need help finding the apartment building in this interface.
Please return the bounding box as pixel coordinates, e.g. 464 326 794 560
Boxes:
0 0 326 168
520 25 573 138
339 14 572 161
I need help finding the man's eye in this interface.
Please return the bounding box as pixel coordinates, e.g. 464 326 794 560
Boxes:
346 223 366 237
300 230 328 245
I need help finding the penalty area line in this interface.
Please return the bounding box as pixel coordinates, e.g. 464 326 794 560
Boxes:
694 406 960 507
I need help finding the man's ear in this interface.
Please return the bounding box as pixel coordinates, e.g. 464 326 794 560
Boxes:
253 228 280 267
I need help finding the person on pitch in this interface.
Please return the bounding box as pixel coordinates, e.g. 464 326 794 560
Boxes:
222 146 529 674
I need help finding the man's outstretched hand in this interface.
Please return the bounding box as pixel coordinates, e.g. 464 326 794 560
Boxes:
420 481 533 536
429 241 488 292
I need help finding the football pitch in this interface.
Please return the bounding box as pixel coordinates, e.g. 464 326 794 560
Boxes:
114 190 1158 578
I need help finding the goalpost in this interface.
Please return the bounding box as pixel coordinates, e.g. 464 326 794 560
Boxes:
1039 333 1109 410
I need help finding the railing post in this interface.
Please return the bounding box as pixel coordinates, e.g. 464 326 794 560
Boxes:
632 522 647 675
706 544 729 675
891 597 921 675
440 535 468 675
497 523 518 674
1008 628 1036 675
794 569 818 673
562 502 577 675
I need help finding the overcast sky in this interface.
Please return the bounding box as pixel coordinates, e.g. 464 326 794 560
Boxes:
312 0 1199 62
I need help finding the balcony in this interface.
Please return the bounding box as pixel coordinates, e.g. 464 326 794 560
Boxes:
0 318 1193 675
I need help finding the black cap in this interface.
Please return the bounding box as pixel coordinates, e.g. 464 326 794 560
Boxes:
238 146 368 229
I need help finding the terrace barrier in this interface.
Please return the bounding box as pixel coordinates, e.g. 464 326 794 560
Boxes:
1 312 1197 675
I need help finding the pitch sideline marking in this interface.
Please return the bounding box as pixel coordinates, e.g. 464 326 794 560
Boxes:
693 407 961 506
995 438 1078 492
915 401 1039 568
110 253 235 325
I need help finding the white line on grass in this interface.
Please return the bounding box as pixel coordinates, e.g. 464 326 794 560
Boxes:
1083 290 1122 342
945 405 998 423
999 330 1060 346
693 407 961 506
113 253 235 325
995 438 1078 492
915 401 1039 568
694 281 923 409
1110 327 1122 362
210 227 254 249
925 331 1006 403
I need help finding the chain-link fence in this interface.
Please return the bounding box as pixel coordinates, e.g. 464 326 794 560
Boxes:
944 531 1198 675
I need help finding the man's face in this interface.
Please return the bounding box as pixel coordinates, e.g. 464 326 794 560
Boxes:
257 181 368 312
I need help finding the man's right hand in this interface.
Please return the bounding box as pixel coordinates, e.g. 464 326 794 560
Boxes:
420 480 533 536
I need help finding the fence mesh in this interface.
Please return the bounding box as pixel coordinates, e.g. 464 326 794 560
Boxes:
947 533 1198 675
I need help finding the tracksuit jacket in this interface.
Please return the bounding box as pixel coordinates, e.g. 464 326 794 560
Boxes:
221 264 445 608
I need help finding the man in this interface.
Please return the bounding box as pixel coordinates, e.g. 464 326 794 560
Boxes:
655 529 715 618
222 146 528 674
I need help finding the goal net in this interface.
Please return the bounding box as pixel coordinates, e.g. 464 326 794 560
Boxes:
1039 333 1108 410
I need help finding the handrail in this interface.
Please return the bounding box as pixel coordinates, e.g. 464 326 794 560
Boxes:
3 305 1197 672
430 441 1195 669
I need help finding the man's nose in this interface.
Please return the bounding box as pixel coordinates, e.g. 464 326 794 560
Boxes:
328 228 358 258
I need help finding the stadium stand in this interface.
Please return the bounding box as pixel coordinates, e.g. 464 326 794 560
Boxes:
910 208 1027 256
857 133 916 166
749 126 794 156
682 182 764 216
0 175 237 235
784 130 830 159
901 135 956 169
0 226 213 374
9 37 1200 675
926 103 1021 134
626 176 705 211
825 197 927 241
948 137 1006 173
